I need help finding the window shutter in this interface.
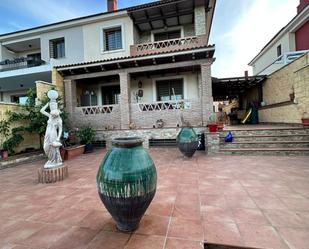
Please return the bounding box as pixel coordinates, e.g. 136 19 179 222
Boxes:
157 79 183 101
157 80 170 101
170 79 183 99
49 41 55 58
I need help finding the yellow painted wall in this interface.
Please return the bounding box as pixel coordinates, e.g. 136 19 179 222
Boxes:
0 103 41 153
0 75 65 154
259 53 309 124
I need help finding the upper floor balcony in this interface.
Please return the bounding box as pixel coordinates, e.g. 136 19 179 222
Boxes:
0 56 46 72
130 35 208 57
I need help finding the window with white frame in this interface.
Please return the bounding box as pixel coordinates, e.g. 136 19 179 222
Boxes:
103 27 122 51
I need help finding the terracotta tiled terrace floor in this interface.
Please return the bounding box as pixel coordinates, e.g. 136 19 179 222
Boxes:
0 148 309 249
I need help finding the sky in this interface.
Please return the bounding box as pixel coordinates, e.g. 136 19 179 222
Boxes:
0 0 300 78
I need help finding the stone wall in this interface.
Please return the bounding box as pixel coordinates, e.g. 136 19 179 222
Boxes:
194 6 206 35
95 127 206 149
259 53 309 123
36 81 54 100
52 69 65 100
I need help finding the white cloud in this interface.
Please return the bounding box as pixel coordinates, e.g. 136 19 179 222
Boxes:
212 0 299 78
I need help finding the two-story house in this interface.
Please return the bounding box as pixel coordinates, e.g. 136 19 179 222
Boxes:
0 0 216 148
248 0 309 75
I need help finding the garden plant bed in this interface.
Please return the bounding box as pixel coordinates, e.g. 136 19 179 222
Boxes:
0 150 45 169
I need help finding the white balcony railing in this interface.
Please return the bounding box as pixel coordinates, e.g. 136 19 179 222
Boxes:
0 57 45 72
137 100 192 112
130 35 208 57
77 105 117 115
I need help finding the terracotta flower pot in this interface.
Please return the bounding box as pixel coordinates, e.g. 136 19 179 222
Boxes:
302 118 309 128
1 150 8 160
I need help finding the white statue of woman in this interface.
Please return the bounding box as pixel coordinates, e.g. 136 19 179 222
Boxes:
40 90 63 169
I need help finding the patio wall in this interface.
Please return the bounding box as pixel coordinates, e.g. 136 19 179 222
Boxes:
0 79 63 155
0 103 41 153
259 52 309 123
96 127 206 149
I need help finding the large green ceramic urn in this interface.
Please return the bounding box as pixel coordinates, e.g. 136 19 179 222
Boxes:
176 127 199 157
97 137 157 232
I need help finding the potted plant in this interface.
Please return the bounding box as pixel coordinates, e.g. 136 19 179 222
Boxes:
302 112 309 128
76 126 96 153
0 120 10 160
60 130 86 160
207 112 218 133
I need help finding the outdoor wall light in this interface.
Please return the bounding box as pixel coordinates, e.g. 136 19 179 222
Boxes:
138 81 143 88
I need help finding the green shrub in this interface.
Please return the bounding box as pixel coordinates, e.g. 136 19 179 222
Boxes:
76 126 96 145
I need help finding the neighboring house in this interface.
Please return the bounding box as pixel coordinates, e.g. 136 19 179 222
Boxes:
248 0 309 75
0 0 216 147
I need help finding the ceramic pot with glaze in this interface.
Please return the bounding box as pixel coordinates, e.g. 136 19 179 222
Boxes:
176 127 199 158
97 137 157 232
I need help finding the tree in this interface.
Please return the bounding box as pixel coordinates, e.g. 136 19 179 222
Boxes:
5 88 68 154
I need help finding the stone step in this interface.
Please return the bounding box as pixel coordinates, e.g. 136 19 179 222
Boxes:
219 147 309 156
219 134 309 142
220 141 309 149
221 128 309 136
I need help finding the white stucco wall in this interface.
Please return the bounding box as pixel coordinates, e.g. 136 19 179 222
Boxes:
130 72 200 103
40 26 85 66
82 16 134 61
16 49 41 58
0 45 15 61
251 32 296 75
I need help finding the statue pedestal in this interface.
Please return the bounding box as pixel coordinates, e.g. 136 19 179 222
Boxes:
38 164 68 184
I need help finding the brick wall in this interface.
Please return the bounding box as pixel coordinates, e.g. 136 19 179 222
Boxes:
74 105 121 130
259 53 309 123
130 100 203 129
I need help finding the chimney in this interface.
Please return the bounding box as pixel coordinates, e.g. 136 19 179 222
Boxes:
108 0 117 12
244 70 249 79
297 0 309 13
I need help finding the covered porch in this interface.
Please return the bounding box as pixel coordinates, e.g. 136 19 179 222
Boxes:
212 75 267 125
58 48 215 133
